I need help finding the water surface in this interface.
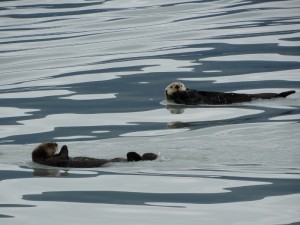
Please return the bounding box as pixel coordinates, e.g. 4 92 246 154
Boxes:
0 0 300 224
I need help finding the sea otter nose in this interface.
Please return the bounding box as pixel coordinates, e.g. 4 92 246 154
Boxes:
175 85 180 89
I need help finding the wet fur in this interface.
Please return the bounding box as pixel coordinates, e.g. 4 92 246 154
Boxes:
165 82 296 105
32 143 157 168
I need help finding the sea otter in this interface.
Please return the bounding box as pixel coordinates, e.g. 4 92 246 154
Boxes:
32 142 158 168
165 82 296 105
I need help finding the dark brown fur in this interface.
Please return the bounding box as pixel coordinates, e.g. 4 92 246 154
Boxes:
171 89 296 105
166 85 295 105
32 143 157 168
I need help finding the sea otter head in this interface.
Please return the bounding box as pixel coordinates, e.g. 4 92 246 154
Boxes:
165 82 187 101
32 142 58 159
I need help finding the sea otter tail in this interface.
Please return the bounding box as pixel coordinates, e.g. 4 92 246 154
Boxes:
251 90 296 100
277 90 296 98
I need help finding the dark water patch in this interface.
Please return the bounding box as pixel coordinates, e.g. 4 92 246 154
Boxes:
0 204 34 208
31 168 104 178
0 122 166 145
7 2 107 10
30 167 132 178
0 204 35 219
283 37 300 42
173 2 263 23
214 30 300 40
0 18 73 31
202 43 300 58
283 222 300 225
22 176 300 205
160 1 207 8
5 8 117 19
0 118 31 126
224 163 262 166
1 24 150 44
174 4 296 24
0 214 14 218
0 32 102 45
0 169 105 180
0 27 47 33
3 4 121 19
54 66 146 79
0 170 34 181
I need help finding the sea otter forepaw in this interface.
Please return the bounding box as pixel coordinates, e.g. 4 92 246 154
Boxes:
55 145 69 159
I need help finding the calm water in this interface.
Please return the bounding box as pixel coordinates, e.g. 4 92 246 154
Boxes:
0 0 300 224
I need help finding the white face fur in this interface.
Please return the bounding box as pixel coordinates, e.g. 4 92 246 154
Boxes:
42 142 58 157
165 82 187 96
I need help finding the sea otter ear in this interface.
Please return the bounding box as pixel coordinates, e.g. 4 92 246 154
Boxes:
127 152 142 161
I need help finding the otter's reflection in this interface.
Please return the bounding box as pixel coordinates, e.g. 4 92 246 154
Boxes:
166 105 194 128
167 121 191 129
166 105 186 114
33 168 69 177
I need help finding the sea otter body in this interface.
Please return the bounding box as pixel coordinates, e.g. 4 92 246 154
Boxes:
32 143 157 168
165 82 296 105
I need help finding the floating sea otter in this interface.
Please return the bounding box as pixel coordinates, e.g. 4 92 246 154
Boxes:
32 142 157 168
165 82 296 105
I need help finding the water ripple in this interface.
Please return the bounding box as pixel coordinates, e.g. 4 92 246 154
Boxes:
0 0 299 144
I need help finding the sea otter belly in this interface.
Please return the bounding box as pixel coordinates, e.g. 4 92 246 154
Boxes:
67 157 126 168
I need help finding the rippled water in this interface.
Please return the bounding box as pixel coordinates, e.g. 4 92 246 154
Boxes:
1 0 300 224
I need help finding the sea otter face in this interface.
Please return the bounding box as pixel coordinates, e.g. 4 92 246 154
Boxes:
165 82 187 101
39 142 58 158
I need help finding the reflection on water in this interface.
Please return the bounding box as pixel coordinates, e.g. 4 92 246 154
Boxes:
32 168 67 177
166 105 186 114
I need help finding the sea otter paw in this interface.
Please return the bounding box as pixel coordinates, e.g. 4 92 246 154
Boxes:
54 145 70 159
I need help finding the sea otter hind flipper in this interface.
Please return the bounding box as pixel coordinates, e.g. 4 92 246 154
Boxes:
127 152 143 161
278 90 296 98
142 153 158 161
127 152 158 161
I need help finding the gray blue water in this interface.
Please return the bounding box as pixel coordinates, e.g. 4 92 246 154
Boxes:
0 1 300 224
